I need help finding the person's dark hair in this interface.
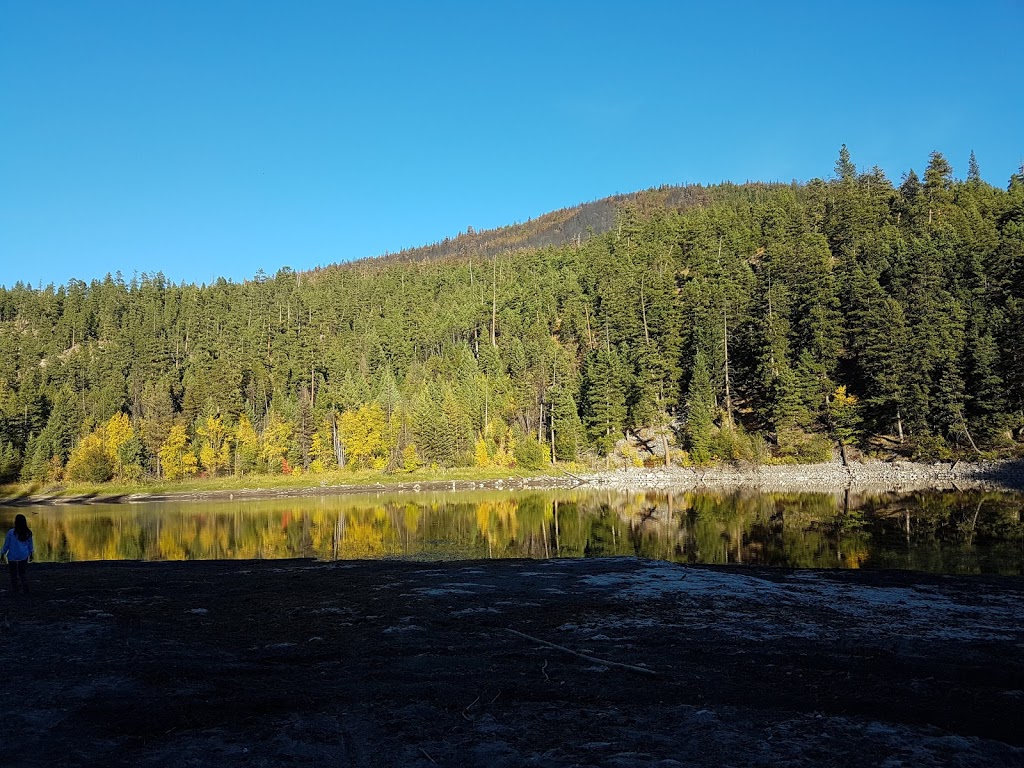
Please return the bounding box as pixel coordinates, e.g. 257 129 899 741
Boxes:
13 513 31 543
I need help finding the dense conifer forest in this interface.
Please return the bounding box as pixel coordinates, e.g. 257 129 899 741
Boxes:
1 148 1023 485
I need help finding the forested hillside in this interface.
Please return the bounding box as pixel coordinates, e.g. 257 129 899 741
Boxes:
1 148 1023 485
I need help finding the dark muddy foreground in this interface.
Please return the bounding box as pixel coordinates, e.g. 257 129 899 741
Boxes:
2 558 1022 767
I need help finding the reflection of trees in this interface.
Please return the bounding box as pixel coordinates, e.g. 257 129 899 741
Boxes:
16 488 1024 574
857 491 1024 574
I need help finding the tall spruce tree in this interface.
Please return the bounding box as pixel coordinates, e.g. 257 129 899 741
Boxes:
685 350 716 464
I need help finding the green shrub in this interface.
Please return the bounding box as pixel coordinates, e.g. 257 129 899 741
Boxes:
712 425 756 463
513 433 550 470
910 435 954 462
776 430 834 464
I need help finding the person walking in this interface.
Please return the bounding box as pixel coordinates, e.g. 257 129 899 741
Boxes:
2 514 33 594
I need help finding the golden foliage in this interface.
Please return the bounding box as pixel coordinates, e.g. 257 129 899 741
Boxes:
339 402 390 470
160 424 198 481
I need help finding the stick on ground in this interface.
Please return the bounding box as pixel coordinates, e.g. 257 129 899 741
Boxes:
505 628 658 676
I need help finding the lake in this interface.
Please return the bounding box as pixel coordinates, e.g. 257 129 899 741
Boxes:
7 488 1024 575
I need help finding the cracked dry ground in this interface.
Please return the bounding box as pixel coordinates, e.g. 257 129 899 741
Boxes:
2 557 1022 767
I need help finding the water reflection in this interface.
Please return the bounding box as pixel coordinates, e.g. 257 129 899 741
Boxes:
6 488 1024 575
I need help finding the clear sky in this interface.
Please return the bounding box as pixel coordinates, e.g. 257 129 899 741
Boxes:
1 1 1022 289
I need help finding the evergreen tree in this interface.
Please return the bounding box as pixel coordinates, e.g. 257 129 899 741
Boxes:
685 350 716 464
582 347 627 456
968 150 981 185
835 144 856 183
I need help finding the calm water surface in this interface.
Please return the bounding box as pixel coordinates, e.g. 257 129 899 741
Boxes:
8 488 1024 575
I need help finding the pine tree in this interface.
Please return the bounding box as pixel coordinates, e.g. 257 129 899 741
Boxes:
923 151 954 223
0 441 21 483
582 347 627 456
966 329 1007 441
548 383 584 461
685 350 716 464
845 267 911 437
835 144 856 183
968 150 981 185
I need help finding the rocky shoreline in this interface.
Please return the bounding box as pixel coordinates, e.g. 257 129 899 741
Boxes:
3 459 1022 507
572 458 1024 493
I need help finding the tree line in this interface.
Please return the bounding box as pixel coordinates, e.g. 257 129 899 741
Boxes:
1 148 1022 485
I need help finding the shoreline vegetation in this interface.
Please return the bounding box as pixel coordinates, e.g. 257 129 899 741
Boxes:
3 457 1023 507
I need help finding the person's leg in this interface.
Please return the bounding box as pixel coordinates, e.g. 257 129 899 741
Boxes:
7 560 17 592
16 560 28 593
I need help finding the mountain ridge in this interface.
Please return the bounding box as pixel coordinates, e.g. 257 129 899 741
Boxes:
333 184 714 269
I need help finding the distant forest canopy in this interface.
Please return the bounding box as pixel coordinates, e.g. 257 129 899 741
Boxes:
1 147 1023 485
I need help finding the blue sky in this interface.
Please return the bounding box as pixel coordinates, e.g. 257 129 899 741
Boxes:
1 1 1022 288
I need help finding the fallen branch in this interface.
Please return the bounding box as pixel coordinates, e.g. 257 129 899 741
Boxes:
461 695 480 721
557 469 587 487
505 628 657 676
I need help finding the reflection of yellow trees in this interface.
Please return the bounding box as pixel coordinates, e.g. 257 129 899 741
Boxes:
403 503 421 534
304 508 332 553
57 517 122 560
17 489 1024 572
159 523 188 560
338 507 400 558
842 547 869 568
475 499 519 545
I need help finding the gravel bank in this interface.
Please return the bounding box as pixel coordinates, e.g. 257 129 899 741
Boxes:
573 459 1024 493
4 460 1022 508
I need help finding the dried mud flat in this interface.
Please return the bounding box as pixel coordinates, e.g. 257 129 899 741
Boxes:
2 558 1023 768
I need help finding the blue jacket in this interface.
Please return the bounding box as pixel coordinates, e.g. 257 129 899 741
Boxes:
2 529 33 562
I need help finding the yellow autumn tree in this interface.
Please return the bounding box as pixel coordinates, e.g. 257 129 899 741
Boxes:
159 424 198 481
309 419 337 474
260 411 293 473
474 435 490 467
65 430 114 483
104 412 136 479
492 423 516 468
828 385 863 466
401 443 421 471
196 415 232 476
234 414 260 475
338 402 389 470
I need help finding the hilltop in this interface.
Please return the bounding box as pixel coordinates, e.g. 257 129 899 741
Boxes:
340 184 712 267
